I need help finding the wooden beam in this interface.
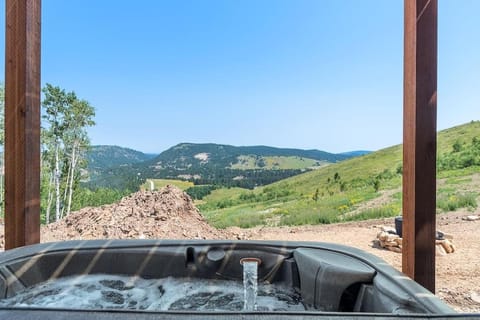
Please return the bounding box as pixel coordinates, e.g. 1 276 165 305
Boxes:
402 0 438 292
4 0 41 249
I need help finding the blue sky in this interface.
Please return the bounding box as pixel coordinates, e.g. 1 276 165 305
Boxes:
1 0 479 154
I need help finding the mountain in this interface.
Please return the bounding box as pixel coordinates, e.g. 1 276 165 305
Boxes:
88 145 156 170
134 143 357 189
199 121 480 228
86 143 359 190
85 146 157 189
148 143 350 170
338 150 372 157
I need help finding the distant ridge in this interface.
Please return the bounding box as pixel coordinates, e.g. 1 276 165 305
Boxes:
133 143 361 189
88 145 157 170
149 142 352 165
85 143 363 190
338 150 372 157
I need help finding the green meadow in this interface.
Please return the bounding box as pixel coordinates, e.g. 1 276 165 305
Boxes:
230 155 326 170
141 179 194 191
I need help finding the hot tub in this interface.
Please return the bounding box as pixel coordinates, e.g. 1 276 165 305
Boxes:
0 240 459 319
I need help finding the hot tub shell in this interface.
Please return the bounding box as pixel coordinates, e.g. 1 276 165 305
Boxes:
0 240 465 319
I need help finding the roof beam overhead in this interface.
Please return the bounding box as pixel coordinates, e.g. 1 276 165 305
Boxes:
402 0 438 293
4 0 41 249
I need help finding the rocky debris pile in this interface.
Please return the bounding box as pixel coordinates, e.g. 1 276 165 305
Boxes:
43 185 230 242
375 226 455 255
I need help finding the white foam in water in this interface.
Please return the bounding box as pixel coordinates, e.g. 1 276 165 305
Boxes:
0 274 305 312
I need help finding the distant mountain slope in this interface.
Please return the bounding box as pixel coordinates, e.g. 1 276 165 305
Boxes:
147 143 350 170
338 150 372 157
86 143 360 190
88 145 156 170
134 143 356 188
200 121 480 228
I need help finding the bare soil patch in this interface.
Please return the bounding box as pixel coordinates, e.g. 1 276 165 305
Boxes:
348 187 400 216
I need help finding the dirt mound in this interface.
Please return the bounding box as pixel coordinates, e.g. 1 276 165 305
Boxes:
42 185 230 242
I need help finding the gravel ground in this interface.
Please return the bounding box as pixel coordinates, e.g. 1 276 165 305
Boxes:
231 210 480 313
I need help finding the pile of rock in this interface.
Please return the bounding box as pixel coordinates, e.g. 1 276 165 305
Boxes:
375 226 455 255
43 185 231 242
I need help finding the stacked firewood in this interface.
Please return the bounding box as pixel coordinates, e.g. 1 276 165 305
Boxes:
376 229 403 253
435 237 456 255
376 226 455 255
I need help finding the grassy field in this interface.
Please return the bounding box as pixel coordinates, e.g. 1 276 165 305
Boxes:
230 155 325 170
141 179 194 191
199 121 480 228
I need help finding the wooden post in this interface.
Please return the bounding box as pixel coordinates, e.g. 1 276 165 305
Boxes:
4 0 41 249
403 0 438 292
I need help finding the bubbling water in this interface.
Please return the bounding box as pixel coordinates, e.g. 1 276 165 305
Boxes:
0 274 305 312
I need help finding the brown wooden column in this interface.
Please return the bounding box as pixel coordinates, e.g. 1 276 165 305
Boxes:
4 0 41 249
403 0 438 292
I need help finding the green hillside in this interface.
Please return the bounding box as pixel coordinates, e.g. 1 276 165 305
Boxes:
230 155 327 170
199 121 480 228
85 145 157 190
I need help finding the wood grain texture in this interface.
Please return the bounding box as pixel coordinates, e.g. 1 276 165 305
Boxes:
4 0 41 249
402 0 438 293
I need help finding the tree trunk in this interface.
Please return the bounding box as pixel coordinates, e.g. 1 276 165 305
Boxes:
60 151 72 220
45 172 54 224
54 141 61 221
66 142 78 216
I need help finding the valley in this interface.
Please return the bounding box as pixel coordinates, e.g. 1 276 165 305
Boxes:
82 121 480 231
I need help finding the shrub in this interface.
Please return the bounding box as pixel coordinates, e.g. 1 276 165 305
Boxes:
345 205 398 222
437 192 477 212
185 185 217 200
